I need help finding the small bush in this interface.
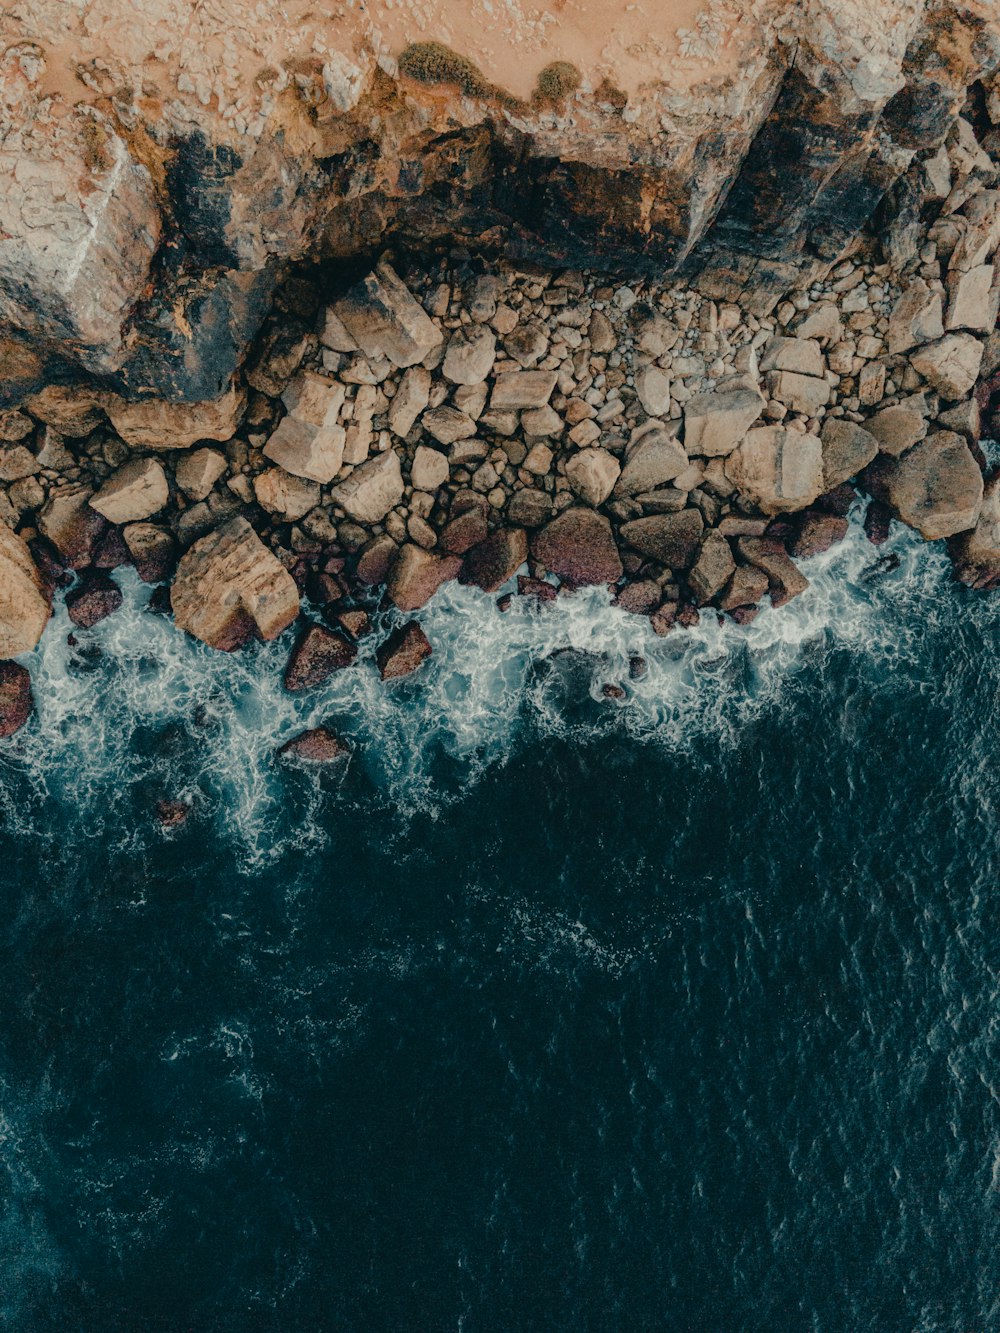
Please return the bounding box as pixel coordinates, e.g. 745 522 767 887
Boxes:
533 61 582 107
398 42 523 111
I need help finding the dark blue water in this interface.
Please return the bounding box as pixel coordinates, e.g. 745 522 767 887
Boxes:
2 518 999 1331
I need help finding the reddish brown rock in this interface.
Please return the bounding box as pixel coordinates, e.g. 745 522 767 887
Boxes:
284 624 358 691
516 575 558 603
736 537 809 607
38 486 106 570
439 507 489 555
154 799 191 829
864 500 894 546
530 508 623 587
789 512 850 559
376 621 433 680
718 564 769 612
387 544 462 611
65 571 123 629
355 534 398 587
614 580 663 615
459 528 528 593
277 726 351 762
0 662 33 738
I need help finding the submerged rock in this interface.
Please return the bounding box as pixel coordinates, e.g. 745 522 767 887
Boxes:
277 725 351 762
0 661 33 737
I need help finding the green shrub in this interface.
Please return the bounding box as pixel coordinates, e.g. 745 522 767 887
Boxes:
398 42 523 110
533 61 582 107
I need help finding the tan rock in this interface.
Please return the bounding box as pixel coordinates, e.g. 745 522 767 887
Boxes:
634 365 672 417
886 281 945 355
442 326 496 385
387 543 461 611
866 405 928 457
332 262 442 368
0 520 50 657
171 517 300 651
490 371 558 411
264 416 346 484
330 449 404 523
878 430 983 540
820 419 878 489
523 443 553 475
688 530 736 604
614 425 687 496
565 449 621 507
759 337 824 377
105 382 246 450
410 445 449 492
281 370 346 426
910 334 984 400
952 475 1000 587
726 426 824 515
174 448 227 501
253 468 320 521
422 406 477 445
318 307 359 353
683 387 763 457
90 457 168 523
388 366 431 437
521 405 563 438
23 385 105 437
765 370 831 415
945 263 996 333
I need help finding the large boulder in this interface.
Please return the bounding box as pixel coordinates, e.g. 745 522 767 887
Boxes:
871 431 983 540
613 425 688 497
820 419 879 490
683 387 763 457
531 508 623 587
38 485 105 569
171 517 300 650
459 528 528 593
725 426 824 515
910 335 985 400
0 521 50 657
332 262 442 368
387 544 461 610
619 510 704 569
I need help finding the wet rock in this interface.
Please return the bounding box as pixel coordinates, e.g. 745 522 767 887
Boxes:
65 570 123 629
864 500 894 546
874 430 984 541
951 476 1000 589
531 508 622 587
171 516 300 651
565 448 620 507
614 425 688 497
683 387 763 457
613 580 662 615
330 450 404 524
104 381 245 449
619 509 704 569
736 537 809 607
718 563 769 612
4 549 49 670
0 661 33 738
155 799 191 829
123 523 177 583
688 530 736 604
376 621 432 680
387 544 462 611
277 725 351 762
910 334 985 400
332 262 443 368
516 575 558 603
333 608 371 639
90 458 169 524
820 419 879 489
789 512 849 559
38 486 105 570
460 528 528 593
355 534 398 587
726 426 824 515
284 623 358 691
92 526 132 572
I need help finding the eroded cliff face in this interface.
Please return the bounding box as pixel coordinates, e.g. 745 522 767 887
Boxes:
1 1 997 404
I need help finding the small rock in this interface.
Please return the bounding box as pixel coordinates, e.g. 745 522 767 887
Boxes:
490 371 558 411
175 448 227 501
90 458 169 524
634 365 672 416
388 366 432 437
442 326 496 385
66 570 123 628
376 621 432 679
614 425 688 497
284 623 358 691
277 725 351 762
410 445 449 492
0 662 33 738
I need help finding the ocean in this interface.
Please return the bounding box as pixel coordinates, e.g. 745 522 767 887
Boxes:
1 505 999 1331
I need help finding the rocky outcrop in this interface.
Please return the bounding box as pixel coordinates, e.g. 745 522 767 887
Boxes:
171 517 300 649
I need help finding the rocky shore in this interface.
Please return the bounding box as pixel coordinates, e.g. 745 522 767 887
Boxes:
1 3 1000 744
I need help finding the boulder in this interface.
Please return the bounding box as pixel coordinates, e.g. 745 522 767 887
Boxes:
945 263 996 333
759 337 824 377
950 189 1000 273
910 334 985 400
264 415 346 484
614 425 687 497
387 544 461 610
333 262 442 368
874 430 983 540
619 510 704 568
330 450 404 524
866 404 928 457
634 366 672 417
565 449 620 507
90 458 168 523
442 326 496 385
171 516 300 650
123 523 177 583
174 448 227 502
0 661 33 738
410 445 449 492
789 513 849 559
23 385 105 437
951 476 1000 589
283 623 358 691
687 530 736 604
104 381 245 449
531 508 623 587
886 281 945 355
38 486 105 570
278 726 351 762
489 371 558 411
820 419 879 489
718 563 769 613
439 506 489 555
65 570 123 629
506 489 553 529
376 621 432 680
683 387 763 457
422 406 477 445
388 366 432 437
460 528 528 593
737 537 809 607
355 534 398 586
726 426 824 514
765 370 831 415
253 468 320 521
0 521 50 657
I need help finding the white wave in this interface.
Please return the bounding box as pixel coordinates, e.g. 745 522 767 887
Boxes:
0 506 991 864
